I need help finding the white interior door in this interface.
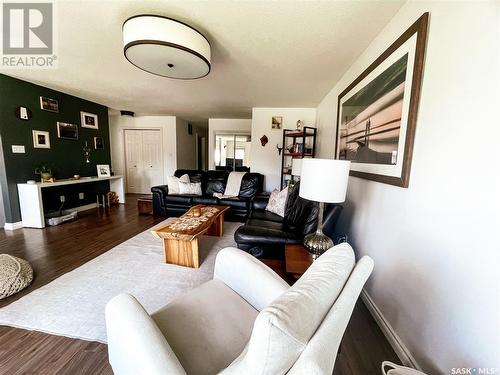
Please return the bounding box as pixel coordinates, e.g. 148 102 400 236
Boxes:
125 130 143 194
141 130 163 192
124 129 163 194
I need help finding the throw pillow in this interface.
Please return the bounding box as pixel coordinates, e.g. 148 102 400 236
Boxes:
178 182 202 196
167 174 190 194
265 187 288 217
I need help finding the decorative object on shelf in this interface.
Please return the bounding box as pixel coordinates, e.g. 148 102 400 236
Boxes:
83 141 91 163
94 136 104 149
39 96 59 112
299 159 350 259
97 164 111 177
32 130 50 149
335 13 428 188
296 119 302 131
73 175 81 180
260 135 268 146
272 116 282 129
123 15 211 79
276 144 282 155
15 106 32 121
0 254 33 299
80 111 99 129
57 122 79 140
35 165 53 182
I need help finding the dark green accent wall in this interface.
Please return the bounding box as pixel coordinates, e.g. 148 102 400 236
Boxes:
0 74 111 223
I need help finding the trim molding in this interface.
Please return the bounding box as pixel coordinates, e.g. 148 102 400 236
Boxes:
4 221 23 231
361 289 422 370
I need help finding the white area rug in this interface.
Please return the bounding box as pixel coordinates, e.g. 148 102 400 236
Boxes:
0 220 240 343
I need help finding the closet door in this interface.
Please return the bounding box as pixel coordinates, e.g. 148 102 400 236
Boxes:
124 130 143 193
141 130 163 192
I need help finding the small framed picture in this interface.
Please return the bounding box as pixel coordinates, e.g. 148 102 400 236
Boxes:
57 122 79 140
80 111 98 129
97 164 111 177
32 130 50 149
272 116 282 129
40 96 59 112
94 136 104 149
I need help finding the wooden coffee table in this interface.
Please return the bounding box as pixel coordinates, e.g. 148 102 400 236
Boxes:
151 205 229 268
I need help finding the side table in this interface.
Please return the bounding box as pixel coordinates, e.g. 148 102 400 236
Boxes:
285 244 313 279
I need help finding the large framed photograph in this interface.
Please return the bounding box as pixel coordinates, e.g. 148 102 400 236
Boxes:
57 122 79 140
80 111 99 129
39 96 59 112
335 13 428 188
32 130 50 149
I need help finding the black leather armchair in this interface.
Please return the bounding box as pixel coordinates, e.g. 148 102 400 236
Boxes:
234 182 343 259
151 169 264 222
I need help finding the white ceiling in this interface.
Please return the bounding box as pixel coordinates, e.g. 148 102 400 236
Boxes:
1 0 405 124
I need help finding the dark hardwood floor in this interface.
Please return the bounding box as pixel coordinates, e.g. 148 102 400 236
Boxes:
0 194 399 374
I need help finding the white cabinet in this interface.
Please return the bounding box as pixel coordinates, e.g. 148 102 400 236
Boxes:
124 129 163 194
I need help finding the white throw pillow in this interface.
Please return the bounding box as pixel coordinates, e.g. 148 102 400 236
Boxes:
167 174 190 194
178 182 202 196
265 187 288 217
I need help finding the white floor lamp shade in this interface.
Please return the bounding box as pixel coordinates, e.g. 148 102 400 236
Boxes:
299 159 350 203
123 15 211 79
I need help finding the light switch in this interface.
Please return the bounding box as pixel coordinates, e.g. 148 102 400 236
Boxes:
12 145 25 153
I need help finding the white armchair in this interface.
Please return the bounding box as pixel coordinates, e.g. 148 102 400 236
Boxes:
106 243 374 375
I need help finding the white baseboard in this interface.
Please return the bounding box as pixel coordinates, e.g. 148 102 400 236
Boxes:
4 221 23 231
361 289 422 370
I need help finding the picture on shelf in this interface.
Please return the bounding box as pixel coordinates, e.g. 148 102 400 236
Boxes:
94 136 104 149
80 111 99 129
57 122 79 140
272 116 282 129
32 130 51 149
39 96 59 112
97 164 111 177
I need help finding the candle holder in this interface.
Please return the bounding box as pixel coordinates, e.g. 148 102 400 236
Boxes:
83 141 91 163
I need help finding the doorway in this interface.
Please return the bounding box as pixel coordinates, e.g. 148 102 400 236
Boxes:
124 129 163 194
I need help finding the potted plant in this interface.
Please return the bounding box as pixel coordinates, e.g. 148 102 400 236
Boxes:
34 165 53 181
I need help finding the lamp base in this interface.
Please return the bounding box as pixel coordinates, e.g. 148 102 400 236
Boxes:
304 232 334 260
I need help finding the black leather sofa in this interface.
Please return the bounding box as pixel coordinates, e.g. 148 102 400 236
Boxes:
234 182 343 259
151 169 264 222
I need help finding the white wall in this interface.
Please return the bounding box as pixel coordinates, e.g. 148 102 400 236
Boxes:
251 108 316 191
109 111 177 191
175 117 196 170
316 2 500 373
208 118 252 170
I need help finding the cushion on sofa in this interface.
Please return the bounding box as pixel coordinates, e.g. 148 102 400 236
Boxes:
165 195 195 206
223 243 355 374
234 225 301 246
248 209 284 223
239 173 263 198
205 170 229 195
192 195 220 205
167 174 190 195
152 279 258 375
179 182 202 195
265 187 288 217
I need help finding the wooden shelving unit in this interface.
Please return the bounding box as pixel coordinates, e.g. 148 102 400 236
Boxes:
280 126 317 188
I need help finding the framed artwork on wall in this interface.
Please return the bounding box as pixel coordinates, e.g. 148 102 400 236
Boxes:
272 116 282 129
80 111 99 129
32 130 51 149
39 96 59 112
57 122 79 140
335 13 429 188
94 136 104 149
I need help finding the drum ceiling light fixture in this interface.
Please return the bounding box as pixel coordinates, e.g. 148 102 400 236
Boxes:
123 15 211 79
